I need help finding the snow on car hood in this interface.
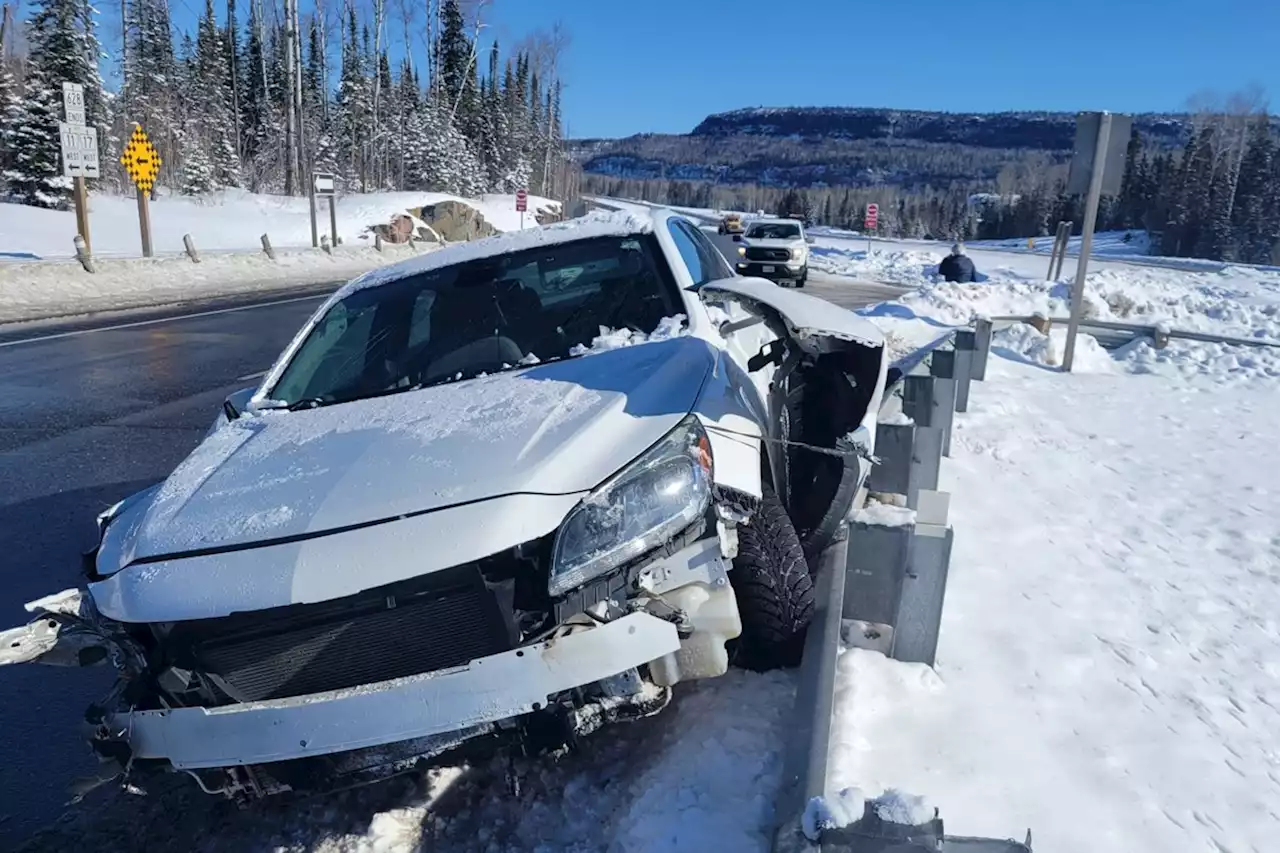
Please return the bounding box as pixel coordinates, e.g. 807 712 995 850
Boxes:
101 336 716 568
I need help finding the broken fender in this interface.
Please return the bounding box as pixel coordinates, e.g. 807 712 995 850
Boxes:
0 588 140 669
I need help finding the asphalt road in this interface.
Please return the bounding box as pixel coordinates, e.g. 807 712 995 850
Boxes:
0 288 335 846
703 229 910 309
0 244 906 847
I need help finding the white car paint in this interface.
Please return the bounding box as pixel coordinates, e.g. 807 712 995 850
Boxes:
737 218 810 272
93 492 585 622
0 206 889 791
105 337 719 564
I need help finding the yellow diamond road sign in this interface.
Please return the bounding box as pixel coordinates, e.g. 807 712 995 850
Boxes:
120 124 161 193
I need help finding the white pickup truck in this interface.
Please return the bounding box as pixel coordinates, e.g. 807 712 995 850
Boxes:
733 217 812 287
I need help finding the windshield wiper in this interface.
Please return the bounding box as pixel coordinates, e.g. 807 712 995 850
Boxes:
287 397 330 411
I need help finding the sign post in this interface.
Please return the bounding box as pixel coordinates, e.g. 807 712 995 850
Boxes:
120 123 161 258
864 203 879 253
516 188 528 229
1062 111 1131 371
313 172 337 249
58 82 98 254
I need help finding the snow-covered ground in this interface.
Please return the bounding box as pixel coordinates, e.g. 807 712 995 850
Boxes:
0 189 559 260
0 189 558 324
0 243 422 324
809 233 1280 346
815 238 1280 853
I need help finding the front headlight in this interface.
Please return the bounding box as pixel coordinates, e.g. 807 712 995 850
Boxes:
737 246 746 256
791 248 805 260
549 416 713 597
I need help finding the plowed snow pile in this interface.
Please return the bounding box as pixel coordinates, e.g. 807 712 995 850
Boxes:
828 241 1280 853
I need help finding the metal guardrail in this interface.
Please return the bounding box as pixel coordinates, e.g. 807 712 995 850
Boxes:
989 313 1280 351
771 318 1032 853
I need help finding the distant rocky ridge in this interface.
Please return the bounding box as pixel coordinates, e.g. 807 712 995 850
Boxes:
570 106 1274 190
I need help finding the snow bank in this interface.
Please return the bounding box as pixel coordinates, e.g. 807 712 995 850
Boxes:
0 189 560 261
812 234 1280 353
803 788 935 840
827 327 1280 851
0 243 425 324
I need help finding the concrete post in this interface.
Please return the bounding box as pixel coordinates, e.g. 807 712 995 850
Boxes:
182 233 200 263
260 234 276 260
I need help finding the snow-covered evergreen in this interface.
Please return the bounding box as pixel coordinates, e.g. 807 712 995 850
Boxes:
4 0 573 206
5 0 104 208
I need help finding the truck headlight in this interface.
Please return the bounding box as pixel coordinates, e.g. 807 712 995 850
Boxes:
737 246 746 256
549 416 713 596
791 248 805 260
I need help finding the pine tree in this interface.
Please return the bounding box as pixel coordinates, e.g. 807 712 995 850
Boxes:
1231 118 1277 264
438 0 468 116
241 0 274 188
1116 128 1145 230
6 0 104 207
0 64 22 189
192 0 241 188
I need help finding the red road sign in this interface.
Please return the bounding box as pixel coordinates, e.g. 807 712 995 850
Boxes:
516 189 528 212
864 203 879 229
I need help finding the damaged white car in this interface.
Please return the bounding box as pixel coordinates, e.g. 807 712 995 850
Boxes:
0 208 886 801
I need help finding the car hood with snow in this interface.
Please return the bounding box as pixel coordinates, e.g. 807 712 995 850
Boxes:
98 337 717 571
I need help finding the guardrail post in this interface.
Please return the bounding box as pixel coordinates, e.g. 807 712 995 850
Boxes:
182 233 200 263
72 234 95 273
898 379 945 509
892 491 953 667
971 317 992 381
917 363 958 458
842 490 953 668
260 233 276 260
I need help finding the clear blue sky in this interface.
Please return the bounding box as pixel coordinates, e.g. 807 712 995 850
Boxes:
154 0 1278 139
494 0 1280 139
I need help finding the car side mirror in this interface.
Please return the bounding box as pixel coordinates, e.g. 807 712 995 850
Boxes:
805 236 816 245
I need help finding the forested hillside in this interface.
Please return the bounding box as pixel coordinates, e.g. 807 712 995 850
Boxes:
577 104 1280 263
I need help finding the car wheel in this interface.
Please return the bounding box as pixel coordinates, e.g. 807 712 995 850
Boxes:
728 483 815 671
796 267 808 288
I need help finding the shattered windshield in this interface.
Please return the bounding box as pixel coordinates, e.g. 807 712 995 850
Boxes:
746 223 801 240
269 234 684 409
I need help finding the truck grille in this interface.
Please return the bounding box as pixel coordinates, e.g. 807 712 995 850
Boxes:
166 565 516 703
746 247 791 262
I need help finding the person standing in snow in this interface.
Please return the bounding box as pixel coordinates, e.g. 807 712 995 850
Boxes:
938 243 978 283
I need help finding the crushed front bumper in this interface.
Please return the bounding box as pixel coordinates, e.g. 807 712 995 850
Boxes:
105 612 680 770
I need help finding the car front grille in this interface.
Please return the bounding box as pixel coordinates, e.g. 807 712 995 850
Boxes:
165 564 517 703
746 247 791 262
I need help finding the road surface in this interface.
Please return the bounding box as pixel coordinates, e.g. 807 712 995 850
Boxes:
703 229 910 309
0 289 334 846
0 251 906 847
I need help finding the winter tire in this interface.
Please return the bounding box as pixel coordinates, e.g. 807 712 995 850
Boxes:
728 484 815 671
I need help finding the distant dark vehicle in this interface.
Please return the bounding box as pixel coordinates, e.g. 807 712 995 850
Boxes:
938 243 977 283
